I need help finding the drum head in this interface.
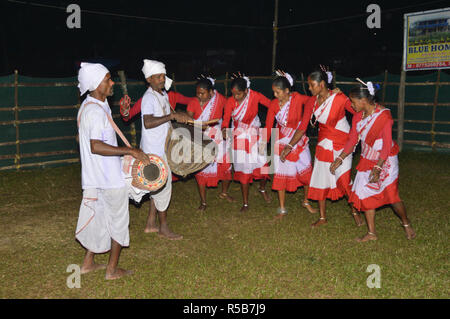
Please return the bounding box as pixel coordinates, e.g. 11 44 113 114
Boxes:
143 163 160 181
131 154 169 192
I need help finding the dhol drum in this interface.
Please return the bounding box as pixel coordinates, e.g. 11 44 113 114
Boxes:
131 153 169 192
165 122 217 177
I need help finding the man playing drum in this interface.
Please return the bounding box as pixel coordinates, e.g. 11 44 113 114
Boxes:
76 62 150 280
140 59 192 240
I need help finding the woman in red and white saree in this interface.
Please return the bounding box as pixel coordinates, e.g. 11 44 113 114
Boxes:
221 76 272 212
330 82 416 242
186 77 232 211
306 70 364 228
264 74 317 218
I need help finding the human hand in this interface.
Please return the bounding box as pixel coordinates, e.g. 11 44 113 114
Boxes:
129 148 150 165
173 112 192 124
258 140 267 155
119 95 131 118
332 87 342 94
280 145 291 162
330 157 343 175
369 167 381 183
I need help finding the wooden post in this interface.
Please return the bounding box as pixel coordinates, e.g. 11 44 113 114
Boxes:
14 70 20 170
300 72 307 95
431 69 441 152
172 73 177 92
118 70 137 147
332 70 337 89
397 69 406 152
271 0 279 73
224 72 229 97
381 69 388 105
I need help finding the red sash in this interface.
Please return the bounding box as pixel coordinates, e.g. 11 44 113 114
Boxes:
318 124 349 149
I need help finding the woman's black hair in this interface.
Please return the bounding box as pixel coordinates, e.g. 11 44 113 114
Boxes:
272 75 294 92
308 69 334 89
230 77 248 92
349 84 379 103
196 77 214 91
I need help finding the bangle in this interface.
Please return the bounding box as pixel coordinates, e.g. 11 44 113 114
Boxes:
286 144 294 149
373 165 382 170
337 156 344 162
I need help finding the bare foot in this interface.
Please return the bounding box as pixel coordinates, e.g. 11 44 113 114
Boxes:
240 204 249 213
302 200 318 214
105 268 133 280
311 218 327 228
274 213 287 220
355 232 378 242
144 226 159 233
158 226 183 240
402 224 416 240
197 203 207 212
352 213 365 227
219 192 236 203
258 189 272 203
80 263 106 274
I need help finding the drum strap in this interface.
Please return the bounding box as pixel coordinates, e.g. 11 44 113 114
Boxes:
78 101 133 173
150 90 175 154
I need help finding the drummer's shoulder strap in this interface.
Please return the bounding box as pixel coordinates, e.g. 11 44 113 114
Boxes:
77 101 131 148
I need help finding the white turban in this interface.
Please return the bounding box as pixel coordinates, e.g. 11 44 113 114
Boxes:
77 62 109 95
141 59 173 91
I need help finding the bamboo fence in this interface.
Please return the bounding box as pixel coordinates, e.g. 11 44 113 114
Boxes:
0 70 449 171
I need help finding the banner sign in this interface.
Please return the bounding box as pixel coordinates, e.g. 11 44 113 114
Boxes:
403 8 450 71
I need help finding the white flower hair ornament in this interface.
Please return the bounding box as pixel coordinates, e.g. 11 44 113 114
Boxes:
275 70 294 86
243 76 251 88
206 76 215 87
356 78 377 96
198 74 216 87
326 71 333 84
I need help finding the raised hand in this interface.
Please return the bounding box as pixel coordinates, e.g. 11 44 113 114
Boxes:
119 95 131 118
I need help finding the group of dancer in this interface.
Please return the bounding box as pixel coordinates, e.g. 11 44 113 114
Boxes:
74 58 416 280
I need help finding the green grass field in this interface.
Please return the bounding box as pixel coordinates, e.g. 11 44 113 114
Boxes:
0 150 449 298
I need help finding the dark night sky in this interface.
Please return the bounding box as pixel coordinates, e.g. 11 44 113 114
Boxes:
1 0 449 79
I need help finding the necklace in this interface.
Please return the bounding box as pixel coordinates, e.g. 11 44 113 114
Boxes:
310 90 332 128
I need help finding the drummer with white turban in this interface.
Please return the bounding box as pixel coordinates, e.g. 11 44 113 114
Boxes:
75 62 149 280
139 59 191 240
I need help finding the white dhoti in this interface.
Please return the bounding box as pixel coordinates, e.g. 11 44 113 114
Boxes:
75 186 130 254
150 164 172 212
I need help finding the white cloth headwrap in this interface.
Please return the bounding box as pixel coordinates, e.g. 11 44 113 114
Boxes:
142 59 173 91
77 62 109 95
275 71 294 86
326 71 333 84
